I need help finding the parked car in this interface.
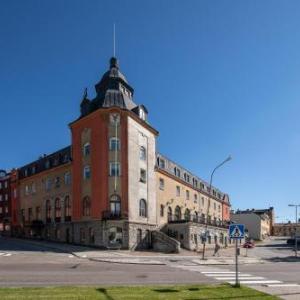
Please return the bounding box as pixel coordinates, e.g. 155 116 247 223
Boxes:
243 241 255 248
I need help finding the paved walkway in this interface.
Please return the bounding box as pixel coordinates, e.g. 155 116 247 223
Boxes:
12 238 263 265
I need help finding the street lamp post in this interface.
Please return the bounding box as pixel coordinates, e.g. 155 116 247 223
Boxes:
202 155 232 260
288 204 300 257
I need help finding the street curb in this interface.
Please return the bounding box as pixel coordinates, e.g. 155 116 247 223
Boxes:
88 257 166 266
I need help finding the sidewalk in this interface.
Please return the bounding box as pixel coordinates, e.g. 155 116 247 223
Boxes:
13 238 263 266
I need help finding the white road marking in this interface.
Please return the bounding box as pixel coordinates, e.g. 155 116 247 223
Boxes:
81 255 87 258
3 253 12 257
264 284 300 287
0 253 5 256
216 277 265 280
201 271 239 274
68 255 74 258
205 273 251 277
228 280 282 285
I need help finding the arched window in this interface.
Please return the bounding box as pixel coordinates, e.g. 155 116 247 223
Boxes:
139 146 146 160
110 194 121 216
64 196 71 220
139 199 147 217
184 208 190 221
109 137 120 151
175 206 181 221
168 207 172 222
46 200 51 221
82 196 91 217
55 198 61 220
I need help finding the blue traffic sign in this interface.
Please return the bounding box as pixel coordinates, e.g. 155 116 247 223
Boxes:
229 224 245 239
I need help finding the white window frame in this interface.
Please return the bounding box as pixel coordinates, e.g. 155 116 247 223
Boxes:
83 165 91 180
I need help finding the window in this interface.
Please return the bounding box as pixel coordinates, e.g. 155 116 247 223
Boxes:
13 188 17 198
82 196 91 217
21 209 25 223
214 203 216 210
4 181 8 188
28 208 32 222
80 228 85 243
45 178 52 191
200 183 205 189
45 160 50 169
158 158 165 169
202 197 205 206
46 200 51 221
194 194 197 203
193 178 198 187
64 172 71 185
0 207 2 214
31 183 36 194
139 108 146 120
83 143 90 156
89 228 95 244
140 169 147 183
109 162 120 176
159 178 164 190
184 209 190 221
55 198 61 219
139 146 146 160
36 206 41 220
175 206 181 221
109 137 120 151
0 195 2 201
110 194 121 216
186 190 190 200
174 167 181 177
83 165 91 180
64 196 71 219
176 186 180 197
218 205 221 212
184 173 190 183
55 176 60 188
139 199 147 217
24 169 28 176
5 194 8 201
25 185 29 195
168 207 172 221
160 205 164 217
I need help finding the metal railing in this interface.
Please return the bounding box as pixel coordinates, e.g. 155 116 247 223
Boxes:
102 210 127 220
167 214 228 228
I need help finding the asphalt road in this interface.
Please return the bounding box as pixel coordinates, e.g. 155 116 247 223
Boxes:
0 235 299 297
0 236 214 287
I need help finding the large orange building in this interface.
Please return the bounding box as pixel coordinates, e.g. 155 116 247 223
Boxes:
10 57 230 251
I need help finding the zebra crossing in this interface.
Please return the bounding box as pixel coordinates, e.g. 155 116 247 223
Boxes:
172 264 299 287
0 252 12 257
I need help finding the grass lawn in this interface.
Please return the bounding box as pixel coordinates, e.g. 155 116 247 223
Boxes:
0 284 279 300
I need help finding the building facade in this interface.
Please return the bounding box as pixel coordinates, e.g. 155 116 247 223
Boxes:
11 57 231 251
0 170 12 235
273 222 300 237
231 209 272 240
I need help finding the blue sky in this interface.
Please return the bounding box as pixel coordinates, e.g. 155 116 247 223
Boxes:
1 1 300 222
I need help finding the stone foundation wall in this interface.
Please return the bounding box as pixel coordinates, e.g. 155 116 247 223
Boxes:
152 230 180 253
163 222 230 251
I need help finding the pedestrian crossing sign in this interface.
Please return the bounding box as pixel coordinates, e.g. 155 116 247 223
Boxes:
229 224 245 239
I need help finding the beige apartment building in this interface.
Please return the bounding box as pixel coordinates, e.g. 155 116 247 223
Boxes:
231 208 272 240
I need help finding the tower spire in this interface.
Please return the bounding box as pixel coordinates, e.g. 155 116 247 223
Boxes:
113 23 116 57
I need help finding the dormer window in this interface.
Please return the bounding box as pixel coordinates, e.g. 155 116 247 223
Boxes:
139 108 146 121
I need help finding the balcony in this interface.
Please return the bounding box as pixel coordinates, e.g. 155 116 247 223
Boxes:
102 210 127 220
168 214 228 229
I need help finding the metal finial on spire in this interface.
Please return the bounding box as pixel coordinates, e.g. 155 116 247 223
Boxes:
113 23 116 57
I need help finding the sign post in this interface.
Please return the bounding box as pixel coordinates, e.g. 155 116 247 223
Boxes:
229 224 245 287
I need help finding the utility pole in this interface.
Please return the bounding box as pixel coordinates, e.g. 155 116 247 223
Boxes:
288 204 300 257
202 155 232 260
